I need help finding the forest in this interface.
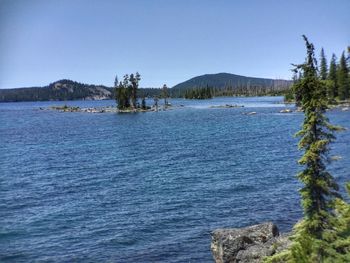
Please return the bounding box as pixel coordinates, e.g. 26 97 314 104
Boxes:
285 46 350 103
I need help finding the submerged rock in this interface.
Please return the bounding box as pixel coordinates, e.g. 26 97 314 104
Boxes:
279 108 293 113
210 104 244 109
246 112 257 115
211 222 290 263
331 155 342 161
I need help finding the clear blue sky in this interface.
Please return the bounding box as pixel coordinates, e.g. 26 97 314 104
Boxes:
0 0 349 88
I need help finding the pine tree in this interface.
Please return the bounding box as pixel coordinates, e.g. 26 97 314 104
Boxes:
162 84 169 106
116 81 127 110
129 74 138 108
114 74 119 88
141 97 146 110
265 36 345 263
320 48 328 80
332 183 350 260
328 54 338 98
293 36 340 236
337 52 349 100
115 74 133 110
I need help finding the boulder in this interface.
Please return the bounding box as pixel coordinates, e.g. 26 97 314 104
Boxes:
246 112 257 115
211 222 289 263
279 108 293 113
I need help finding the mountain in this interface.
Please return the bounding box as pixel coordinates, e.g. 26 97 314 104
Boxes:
172 73 291 89
170 73 292 97
0 79 113 102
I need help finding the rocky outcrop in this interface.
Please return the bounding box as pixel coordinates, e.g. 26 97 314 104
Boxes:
44 104 175 113
279 108 293 113
211 222 290 263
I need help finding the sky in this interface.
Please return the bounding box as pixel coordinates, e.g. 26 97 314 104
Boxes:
0 0 349 88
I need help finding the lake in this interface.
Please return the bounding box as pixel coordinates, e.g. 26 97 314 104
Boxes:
1 96 349 262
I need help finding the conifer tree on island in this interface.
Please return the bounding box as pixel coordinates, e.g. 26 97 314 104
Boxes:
129 72 141 109
265 36 350 263
162 84 169 106
115 73 141 110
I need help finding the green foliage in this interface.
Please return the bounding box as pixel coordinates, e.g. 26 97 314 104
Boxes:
272 184 350 263
184 86 213 99
337 52 349 100
162 84 169 105
328 54 338 98
320 48 328 80
141 97 146 110
293 36 339 236
114 75 118 88
129 72 141 108
332 183 350 255
115 73 141 110
284 88 295 102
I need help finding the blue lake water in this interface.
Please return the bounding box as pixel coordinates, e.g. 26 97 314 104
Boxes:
1 96 349 262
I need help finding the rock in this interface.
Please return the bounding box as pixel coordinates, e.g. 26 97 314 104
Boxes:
279 108 292 113
210 104 244 109
211 222 288 263
246 112 257 115
342 107 349 111
331 155 342 161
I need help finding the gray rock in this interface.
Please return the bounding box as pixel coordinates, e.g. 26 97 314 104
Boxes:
211 222 288 263
279 108 293 113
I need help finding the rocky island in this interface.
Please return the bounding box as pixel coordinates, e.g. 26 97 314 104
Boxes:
43 104 174 113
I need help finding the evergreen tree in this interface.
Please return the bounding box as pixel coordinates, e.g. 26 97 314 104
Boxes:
292 36 343 260
114 75 119 88
162 84 169 106
123 74 131 108
328 54 338 98
265 36 345 263
141 97 146 110
153 96 159 111
337 52 349 100
116 81 128 110
293 36 340 235
129 74 136 108
115 74 134 110
319 48 328 80
331 183 350 260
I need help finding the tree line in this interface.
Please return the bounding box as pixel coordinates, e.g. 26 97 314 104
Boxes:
286 46 350 103
184 87 213 99
171 82 291 98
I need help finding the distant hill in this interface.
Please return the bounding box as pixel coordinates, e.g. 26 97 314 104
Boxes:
170 73 292 97
0 80 162 102
0 79 113 102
